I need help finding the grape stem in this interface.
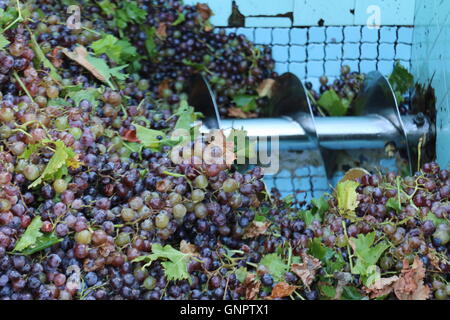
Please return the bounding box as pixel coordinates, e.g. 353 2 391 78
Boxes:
163 170 193 191
293 290 305 300
417 136 424 173
287 245 293 269
13 70 35 103
342 221 354 272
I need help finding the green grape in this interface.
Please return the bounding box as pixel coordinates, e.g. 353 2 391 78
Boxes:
155 212 170 229
75 230 92 244
223 178 239 193
173 204 187 220
53 179 68 193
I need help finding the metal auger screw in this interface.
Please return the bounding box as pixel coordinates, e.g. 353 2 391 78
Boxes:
414 112 425 127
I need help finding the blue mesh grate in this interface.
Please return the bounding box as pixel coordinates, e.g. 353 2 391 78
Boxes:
220 26 412 200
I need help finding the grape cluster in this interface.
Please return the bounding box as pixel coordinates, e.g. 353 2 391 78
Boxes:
305 65 365 116
126 0 276 116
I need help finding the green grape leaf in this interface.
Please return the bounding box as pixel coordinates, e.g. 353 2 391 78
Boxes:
283 194 295 206
86 54 128 85
389 61 414 98
143 26 157 59
160 260 190 282
90 34 137 64
18 142 42 160
386 197 402 213
133 244 191 282
336 180 360 214
227 129 257 160
13 216 43 252
117 39 138 62
90 34 121 61
424 212 448 226
120 1 146 23
28 140 78 189
0 7 17 27
47 98 72 107
97 0 116 16
28 30 62 83
174 100 197 132
364 265 381 287
235 267 248 283
171 100 201 145
133 123 167 150
308 238 345 274
232 94 258 112
342 286 366 300
20 233 62 256
67 88 101 109
317 90 350 116
182 59 209 73
114 1 146 33
260 253 288 281
298 210 319 227
349 232 389 276
108 65 128 81
319 285 336 299
63 46 128 89
61 0 78 5
326 253 346 274
309 238 334 262
0 33 10 51
123 142 143 154
312 196 329 215
172 12 186 26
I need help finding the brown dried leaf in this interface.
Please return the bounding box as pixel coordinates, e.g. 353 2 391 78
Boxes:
48 47 63 68
156 179 173 192
291 252 322 288
340 168 371 183
393 256 430 300
427 251 442 271
257 79 276 98
156 23 167 39
266 282 298 300
157 79 170 98
180 240 198 255
204 21 214 32
243 221 271 239
196 3 213 20
62 46 106 82
363 276 399 299
122 129 139 143
203 129 236 166
98 243 115 258
83 257 103 272
243 273 261 300
227 107 258 119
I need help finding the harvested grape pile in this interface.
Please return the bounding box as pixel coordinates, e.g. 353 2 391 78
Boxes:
306 63 413 117
0 0 448 301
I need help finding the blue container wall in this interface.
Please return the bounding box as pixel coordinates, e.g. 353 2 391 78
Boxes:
412 0 450 169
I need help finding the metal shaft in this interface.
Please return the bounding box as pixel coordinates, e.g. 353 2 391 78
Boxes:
208 114 431 151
